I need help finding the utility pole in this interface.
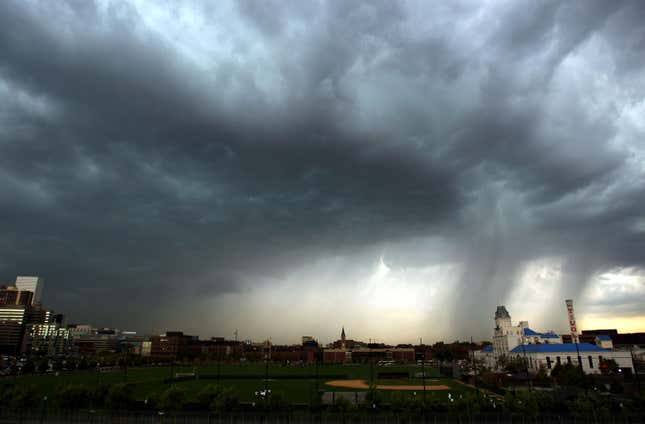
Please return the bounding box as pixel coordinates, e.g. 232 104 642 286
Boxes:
420 337 426 404
370 345 374 388
471 337 479 395
123 351 128 384
520 341 531 392
217 349 221 384
630 344 641 395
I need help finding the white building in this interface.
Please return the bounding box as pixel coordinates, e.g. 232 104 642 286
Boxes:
492 306 561 360
507 343 627 375
477 305 635 375
15 276 44 305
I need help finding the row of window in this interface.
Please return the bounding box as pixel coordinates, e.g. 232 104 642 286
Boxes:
545 355 602 369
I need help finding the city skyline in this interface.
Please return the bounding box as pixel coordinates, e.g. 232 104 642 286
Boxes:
1 1 644 343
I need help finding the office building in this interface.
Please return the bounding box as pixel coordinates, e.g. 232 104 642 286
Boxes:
24 323 72 356
0 286 33 306
0 305 28 354
15 276 44 305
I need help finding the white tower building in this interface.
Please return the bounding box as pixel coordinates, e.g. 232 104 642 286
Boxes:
15 276 44 305
492 306 523 359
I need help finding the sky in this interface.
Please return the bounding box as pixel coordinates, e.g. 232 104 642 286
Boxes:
0 0 644 344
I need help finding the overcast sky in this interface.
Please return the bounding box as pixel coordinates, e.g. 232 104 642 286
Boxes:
1 0 644 344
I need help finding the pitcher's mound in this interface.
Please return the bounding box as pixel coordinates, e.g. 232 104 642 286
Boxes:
325 380 450 391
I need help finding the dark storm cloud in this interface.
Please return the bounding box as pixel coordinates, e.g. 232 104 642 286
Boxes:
0 0 643 337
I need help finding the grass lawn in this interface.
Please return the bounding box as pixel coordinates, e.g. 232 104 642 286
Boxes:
0 363 467 406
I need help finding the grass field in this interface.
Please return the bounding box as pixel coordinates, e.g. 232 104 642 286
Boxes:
0 363 472 405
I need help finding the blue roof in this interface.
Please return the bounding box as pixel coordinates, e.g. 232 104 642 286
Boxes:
481 345 493 353
523 328 560 339
510 343 609 354
597 335 612 341
541 332 560 339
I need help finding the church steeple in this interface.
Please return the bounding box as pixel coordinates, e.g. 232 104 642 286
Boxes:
341 326 346 342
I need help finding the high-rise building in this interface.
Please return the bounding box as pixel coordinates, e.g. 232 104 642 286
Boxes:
15 276 44 305
0 286 33 306
24 323 72 356
0 305 28 354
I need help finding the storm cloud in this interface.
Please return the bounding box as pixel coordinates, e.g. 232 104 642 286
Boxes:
1 0 644 343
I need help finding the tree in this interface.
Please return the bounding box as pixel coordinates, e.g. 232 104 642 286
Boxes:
197 385 223 409
328 396 354 413
600 358 619 375
503 391 539 418
534 368 552 387
365 383 384 409
9 385 39 413
105 383 134 411
57 385 90 411
210 388 239 413
503 356 527 374
159 386 187 413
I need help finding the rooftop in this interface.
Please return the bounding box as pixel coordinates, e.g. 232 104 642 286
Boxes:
510 343 608 354
523 328 560 339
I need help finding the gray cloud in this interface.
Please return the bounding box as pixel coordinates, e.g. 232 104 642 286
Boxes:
0 0 643 341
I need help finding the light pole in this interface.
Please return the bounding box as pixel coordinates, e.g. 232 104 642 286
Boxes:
264 354 269 394
421 344 426 404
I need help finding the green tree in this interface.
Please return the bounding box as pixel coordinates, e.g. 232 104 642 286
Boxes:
210 387 239 413
365 383 384 409
503 356 528 374
197 384 223 409
329 396 355 413
57 385 90 411
534 368 552 387
105 383 134 411
159 386 187 413
600 358 619 375
10 385 39 413
503 391 539 418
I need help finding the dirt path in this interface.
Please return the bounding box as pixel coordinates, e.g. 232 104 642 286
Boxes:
325 380 450 391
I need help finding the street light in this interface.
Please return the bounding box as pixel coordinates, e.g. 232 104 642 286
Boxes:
264 354 269 394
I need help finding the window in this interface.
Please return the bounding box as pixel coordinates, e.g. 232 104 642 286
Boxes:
567 356 572 365
546 356 552 369
588 356 593 369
